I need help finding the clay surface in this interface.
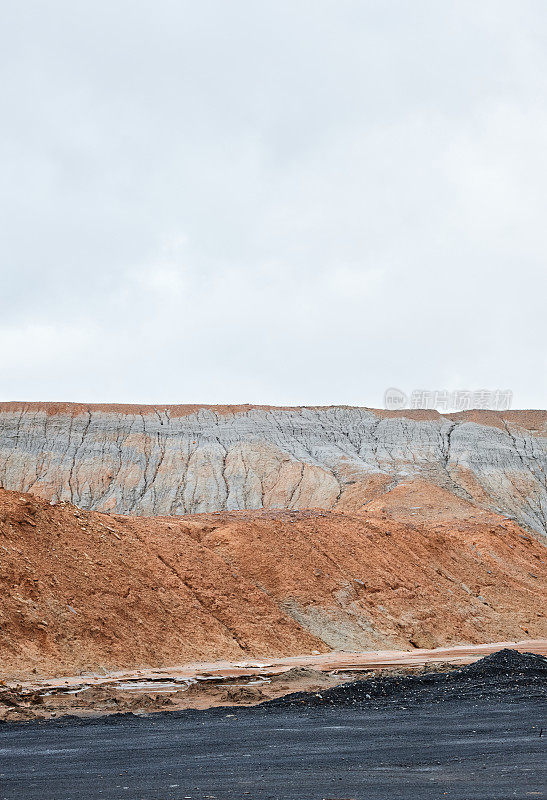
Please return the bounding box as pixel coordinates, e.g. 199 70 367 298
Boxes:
1 484 545 682
0 404 546 535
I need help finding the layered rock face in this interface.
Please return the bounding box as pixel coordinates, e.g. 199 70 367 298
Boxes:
0 403 546 535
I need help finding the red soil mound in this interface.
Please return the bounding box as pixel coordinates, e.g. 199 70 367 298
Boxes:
0 485 545 680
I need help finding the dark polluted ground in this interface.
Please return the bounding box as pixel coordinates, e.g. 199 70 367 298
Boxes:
0 650 545 800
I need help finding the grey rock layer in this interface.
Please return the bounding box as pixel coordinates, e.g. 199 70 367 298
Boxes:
0 405 546 535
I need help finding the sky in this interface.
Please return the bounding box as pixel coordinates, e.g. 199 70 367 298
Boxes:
1 0 546 409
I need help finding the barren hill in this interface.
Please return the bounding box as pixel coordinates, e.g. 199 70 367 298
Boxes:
0 403 546 535
1 483 545 680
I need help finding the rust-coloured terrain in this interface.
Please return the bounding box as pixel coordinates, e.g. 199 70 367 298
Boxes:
1 481 545 683
1 640 545 722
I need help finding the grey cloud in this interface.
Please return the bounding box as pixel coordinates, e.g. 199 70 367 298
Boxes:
1 0 546 406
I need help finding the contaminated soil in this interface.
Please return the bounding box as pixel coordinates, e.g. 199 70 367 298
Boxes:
1 642 546 723
0 651 545 800
1 484 545 685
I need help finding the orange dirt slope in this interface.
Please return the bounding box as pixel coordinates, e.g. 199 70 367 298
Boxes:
0 483 545 680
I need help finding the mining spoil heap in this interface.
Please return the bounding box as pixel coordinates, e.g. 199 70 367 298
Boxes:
268 648 547 709
1 403 546 536
1 480 545 681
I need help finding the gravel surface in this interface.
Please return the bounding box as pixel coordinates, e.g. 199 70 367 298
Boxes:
0 650 545 799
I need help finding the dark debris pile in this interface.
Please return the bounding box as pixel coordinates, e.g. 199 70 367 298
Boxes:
264 649 547 710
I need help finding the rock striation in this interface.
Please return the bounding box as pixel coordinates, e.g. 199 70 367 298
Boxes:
0 403 546 535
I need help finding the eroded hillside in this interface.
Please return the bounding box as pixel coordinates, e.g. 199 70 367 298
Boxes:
1 483 545 680
0 403 546 535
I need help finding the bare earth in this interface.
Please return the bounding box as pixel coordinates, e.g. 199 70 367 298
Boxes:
1 404 546 537
2 640 546 722
1 479 545 693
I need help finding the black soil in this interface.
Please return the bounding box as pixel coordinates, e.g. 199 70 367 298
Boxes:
0 650 545 800
264 649 547 710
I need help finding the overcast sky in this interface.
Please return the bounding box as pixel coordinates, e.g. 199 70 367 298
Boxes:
1 0 546 408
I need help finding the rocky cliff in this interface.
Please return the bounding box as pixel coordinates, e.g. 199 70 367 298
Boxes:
0 403 546 535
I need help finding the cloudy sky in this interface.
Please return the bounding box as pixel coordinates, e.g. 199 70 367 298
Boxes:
1 0 546 408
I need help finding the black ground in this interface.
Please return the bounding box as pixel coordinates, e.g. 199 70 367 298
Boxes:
0 650 545 800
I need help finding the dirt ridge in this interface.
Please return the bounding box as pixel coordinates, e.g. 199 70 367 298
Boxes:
1 484 545 681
